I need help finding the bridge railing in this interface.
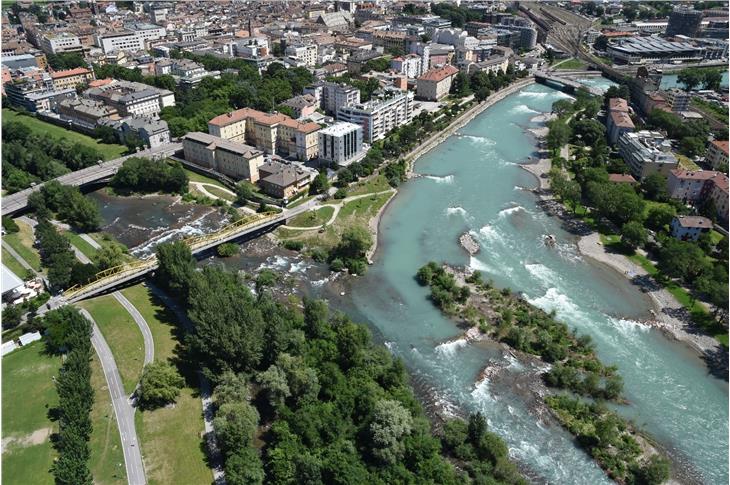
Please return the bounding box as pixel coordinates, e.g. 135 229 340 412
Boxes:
62 212 281 301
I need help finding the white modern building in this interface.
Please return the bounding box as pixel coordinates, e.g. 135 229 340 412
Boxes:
318 122 364 166
40 32 82 54
97 31 146 54
124 22 167 42
391 54 423 79
618 131 678 179
305 81 361 116
337 89 414 143
285 44 318 67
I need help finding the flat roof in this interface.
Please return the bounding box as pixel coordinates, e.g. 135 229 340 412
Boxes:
1 264 23 293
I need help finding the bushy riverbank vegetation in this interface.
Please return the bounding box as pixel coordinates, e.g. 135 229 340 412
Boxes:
416 262 670 483
111 157 188 195
546 90 728 344
2 110 125 193
29 181 102 232
42 307 95 485
152 241 525 485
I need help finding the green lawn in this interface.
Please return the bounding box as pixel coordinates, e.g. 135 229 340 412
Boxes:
287 206 335 228
64 231 99 260
347 174 391 196
120 284 212 485
287 194 316 208
79 295 145 395
2 342 61 485
2 249 31 280
3 108 126 160
204 184 236 201
3 219 41 271
182 167 231 190
89 351 127 485
554 58 587 70
339 192 393 218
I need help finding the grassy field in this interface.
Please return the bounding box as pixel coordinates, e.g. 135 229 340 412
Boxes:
287 194 316 208
554 58 588 70
286 206 335 228
182 167 231 190
120 284 212 485
89 351 127 485
347 174 391 196
3 219 41 271
204 185 236 201
2 249 30 280
3 109 126 160
2 342 61 485
64 231 99 260
79 295 145 395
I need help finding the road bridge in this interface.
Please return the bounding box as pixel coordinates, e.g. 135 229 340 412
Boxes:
61 200 318 303
534 71 604 96
1 142 181 217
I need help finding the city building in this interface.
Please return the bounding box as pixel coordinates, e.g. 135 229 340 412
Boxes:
257 161 311 200
666 6 703 37
281 94 318 119
667 169 721 203
305 81 361 116
50 67 94 90
670 215 712 241
391 54 423 79
40 32 83 54
707 173 729 225
207 108 321 161
5 78 76 112
97 31 145 54
417 64 459 101
618 131 678 179
57 97 119 130
318 122 364 166
606 98 635 145
124 22 167 42
119 116 171 148
285 44 317 67
607 37 704 65
337 88 414 143
85 80 175 117
706 140 728 170
182 131 265 182
663 89 691 112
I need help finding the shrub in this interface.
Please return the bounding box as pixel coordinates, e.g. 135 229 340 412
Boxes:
2 216 19 233
334 188 348 199
217 243 239 257
283 240 304 251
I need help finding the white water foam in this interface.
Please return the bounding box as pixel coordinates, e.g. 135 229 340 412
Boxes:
524 263 559 289
608 317 650 336
462 134 497 146
471 376 497 404
435 337 468 357
527 287 588 326
511 105 540 115
476 224 506 247
258 255 290 271
498 204 527 218
445 206 469 218
384 341 397 353
131 212 216 257
469 255 496 274
424 174 455 184
288 259 311 274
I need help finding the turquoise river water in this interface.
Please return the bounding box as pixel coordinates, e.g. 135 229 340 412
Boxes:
344 82 728 484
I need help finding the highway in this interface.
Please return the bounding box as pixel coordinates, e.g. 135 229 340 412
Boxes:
1 142 181 217
83 309 147 485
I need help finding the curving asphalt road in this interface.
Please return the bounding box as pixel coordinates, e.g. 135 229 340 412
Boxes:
82 309 147 485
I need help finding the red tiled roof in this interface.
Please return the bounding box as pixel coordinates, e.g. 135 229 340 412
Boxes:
710 173 729 194
711 140 729 155
51 67 91 79
608 173 636 183
670 169 720 181
88 78 115 88
610 110 634 129
418 64 459 82
608 97 628 112
674 215 712 228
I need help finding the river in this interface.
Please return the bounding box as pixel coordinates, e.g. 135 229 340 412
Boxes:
94 80 728 484
345 82 728 484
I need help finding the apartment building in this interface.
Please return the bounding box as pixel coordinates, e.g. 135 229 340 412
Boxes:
391 54 422 79
606 97 635 145
318 122 364 166
120 116 171 148
315 81 361 115
5 77 76 112
97 31 145 54
50 67 94 90
182 132 265 182
667 169 721 202
670 215 712 241
207 108 321 161
85 80 175 117
124 22 167 42
337 89 414 143
618 131 678 179
40 32 82 54
417 64 459 101
285 44 317 67
57 97 119 130
258 161 311 200
706 140 728 170
664 89 691 112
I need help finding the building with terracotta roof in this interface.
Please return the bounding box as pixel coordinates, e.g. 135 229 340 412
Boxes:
608 173 637 184
707 173 729 224
607 110 635 145
416 64 459 101
182 132 265 182
668 169 721 202
207 107 321 161
670 215 712 241
51 67 94 90
706 140 728 171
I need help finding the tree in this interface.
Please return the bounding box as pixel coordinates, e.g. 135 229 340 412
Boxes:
640 173 669 202
95 125 118 144
679 136 706 158
309 172 329 195
235 181 255 204
214 371 251 405
547 120 571 151
257 365 290 408
450 72 471 98
369 399 413 464
214 401 260 455
138 361 185 409
621 221 647 250
593 35 608 51
702 69 723 91
677 68 704 91
631 455 671 485
93 244 125 270
657 239 708 283
226 448 265 485
155 241 196 297
645 205 675 231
